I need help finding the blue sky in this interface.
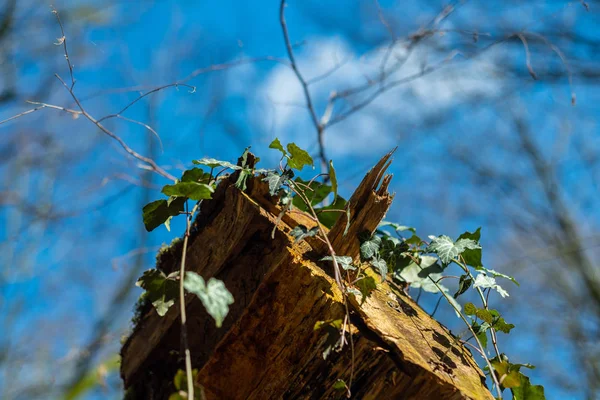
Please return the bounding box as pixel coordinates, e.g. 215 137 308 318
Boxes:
2 0 599 398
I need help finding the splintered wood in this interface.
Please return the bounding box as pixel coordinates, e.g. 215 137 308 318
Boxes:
120 151 493 400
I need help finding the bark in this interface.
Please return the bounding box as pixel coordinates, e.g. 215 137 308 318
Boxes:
120 151 493 400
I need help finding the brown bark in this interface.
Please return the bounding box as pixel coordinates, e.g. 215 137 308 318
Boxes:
121 152 493 400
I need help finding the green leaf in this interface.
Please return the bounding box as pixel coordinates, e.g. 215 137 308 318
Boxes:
269 137 287 156
286 143 314 170
162 182 214 201
314 319 343 360
136 269 179 316
238 146 252 168
472 320 489 349
171 369 203 400
378 221 416 234
427 235 481 265
142 197 186 232
490 357 544 399
192 158 241 170
333 379 347 391
511 374 545 400
234 169 253 191
184 272 234 328
313 196 347 229
379 235 410 272
454 274 473 298
464 302 493 324
181 168 212 183
464 303 514 333
314 318 342 331
355 276 377 303
404 234 423 247
491 358 523 389
473 273 509 298
289 225 319 243
329 160 338 201
457 228 482 267
395 256 444 294
321 255 356 271
370 257 388 282
360 233 382 260
263 169 294 196
291 178 331 211
476 266 519 286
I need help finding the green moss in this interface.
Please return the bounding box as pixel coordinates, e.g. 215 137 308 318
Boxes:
156 237 183 275
131 291 151 328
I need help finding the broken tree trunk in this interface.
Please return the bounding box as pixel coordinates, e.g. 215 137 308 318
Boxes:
120 152 494 400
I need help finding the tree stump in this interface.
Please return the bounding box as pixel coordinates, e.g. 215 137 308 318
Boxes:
120 152 493 400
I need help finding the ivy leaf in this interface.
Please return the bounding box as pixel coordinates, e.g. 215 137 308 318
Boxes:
263 169 294 196
476 266 519 286
395 256 444 293
464 302 493 323
473 273 509 298
234 169 253 191
454 274 473 298
269 137 287 156
289 225 319 243
370 257 388 282
427 235 481 265
314 196 347 229
181 168 212 184
161 182 214 201
491 358 523 389
171 369 203 400
329 160 338 201
142 197 186 232
136 269 179 316
192 158 241 170
404 234 423 247
184 272 234 328
488 310 515 333
291 178 331 211
379 235 410 272
355 276 377 303
472 320 489 349
313 319 343 360
360 233 382 260
321 255 356 271
378 221 416 234
332 380 347 391
286 143 314 170
490 356 544 399
465 303 515 333
457 228 482 268
511 374 545 400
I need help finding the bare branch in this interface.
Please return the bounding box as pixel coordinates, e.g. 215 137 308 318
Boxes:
279 0 327 168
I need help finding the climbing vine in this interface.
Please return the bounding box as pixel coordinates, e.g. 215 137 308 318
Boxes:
136 139 545 400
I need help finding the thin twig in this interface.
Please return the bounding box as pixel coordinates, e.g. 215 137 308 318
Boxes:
55 73 176 181
516 33 537 80
179 202 196 400
114 115 164 153
97 83 196 123
279 0 328 170
51 6 75 90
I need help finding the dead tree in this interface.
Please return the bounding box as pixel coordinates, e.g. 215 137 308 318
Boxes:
120 153 493 399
